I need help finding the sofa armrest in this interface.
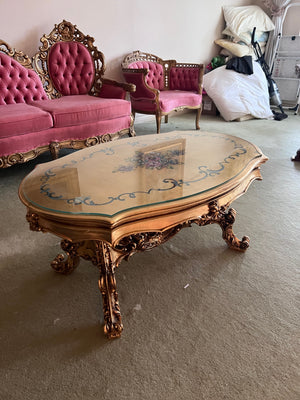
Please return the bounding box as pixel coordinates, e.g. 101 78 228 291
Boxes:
122 68 158 100
98 78 136 100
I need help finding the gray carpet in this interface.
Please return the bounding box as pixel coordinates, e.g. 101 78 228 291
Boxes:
0 112 299 400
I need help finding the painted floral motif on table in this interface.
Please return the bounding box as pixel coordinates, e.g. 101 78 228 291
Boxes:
113 149 185 173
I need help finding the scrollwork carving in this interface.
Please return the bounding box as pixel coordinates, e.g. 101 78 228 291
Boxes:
30 198 250 339
115 227 182 260
95 242 123 338
115 201 250 257
99 134 113 143
0 146 49 168
85 137 100 147
0 153 24 168
32 20 105 99
187 201 250 251
0 40 32 68
51 239 123 338
0 128 134 168
26 211 46 233
51 239 82 274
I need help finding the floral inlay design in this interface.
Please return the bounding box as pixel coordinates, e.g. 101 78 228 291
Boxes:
113 149 185 173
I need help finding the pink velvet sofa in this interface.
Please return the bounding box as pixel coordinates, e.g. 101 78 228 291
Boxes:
0 20 135 168
122 51 204 133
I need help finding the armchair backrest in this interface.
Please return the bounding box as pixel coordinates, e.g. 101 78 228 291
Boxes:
122 50 203 93
33 20 105 99
169 65 201 92
0 41 48 105
126 60 164 90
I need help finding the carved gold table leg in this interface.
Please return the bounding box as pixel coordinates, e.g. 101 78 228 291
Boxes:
51 239 123 338
189 201 249 251
93 241 123 339
51 239 81 274
208 201 250 251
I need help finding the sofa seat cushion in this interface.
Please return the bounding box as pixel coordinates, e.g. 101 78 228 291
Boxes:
0 103 53 139
31 95 131 128
159 90 202 113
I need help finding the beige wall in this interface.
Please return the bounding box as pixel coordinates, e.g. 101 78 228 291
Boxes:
1 1 298 80
253 0 300 35
1 0 253 80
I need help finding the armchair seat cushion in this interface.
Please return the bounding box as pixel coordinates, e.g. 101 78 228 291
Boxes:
31 95 131 128
0 103 53 139
159 90 202 113
132 90 202 113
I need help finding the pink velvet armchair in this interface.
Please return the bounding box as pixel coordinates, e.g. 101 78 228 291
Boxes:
122 51 204 133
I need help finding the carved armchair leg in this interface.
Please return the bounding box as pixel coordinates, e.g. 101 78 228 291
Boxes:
196 107 202 130
164 115 168 124
94 241 123 339
51 239 81 274
156 113 162 134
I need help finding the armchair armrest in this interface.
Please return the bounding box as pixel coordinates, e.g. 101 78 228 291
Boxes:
98 78 136 100
122 68 158 100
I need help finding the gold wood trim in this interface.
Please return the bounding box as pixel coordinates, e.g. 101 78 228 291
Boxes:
0 39 32 69
0 146 50 168
1 127 135 168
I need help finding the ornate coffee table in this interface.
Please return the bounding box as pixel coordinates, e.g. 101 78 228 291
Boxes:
19 131 268 338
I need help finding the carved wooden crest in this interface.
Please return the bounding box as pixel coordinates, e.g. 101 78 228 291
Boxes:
32 20 105 98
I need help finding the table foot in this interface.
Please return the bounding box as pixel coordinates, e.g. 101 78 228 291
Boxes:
208 201 250 251
220 208 250 251
51 239 81 274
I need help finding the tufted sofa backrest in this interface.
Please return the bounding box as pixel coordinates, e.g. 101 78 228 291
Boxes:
48 41 95 96
0 53 48 105
128 61 164 90
169 67 200 92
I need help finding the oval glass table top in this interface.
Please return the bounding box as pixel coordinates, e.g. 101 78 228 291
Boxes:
19 131 266 220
